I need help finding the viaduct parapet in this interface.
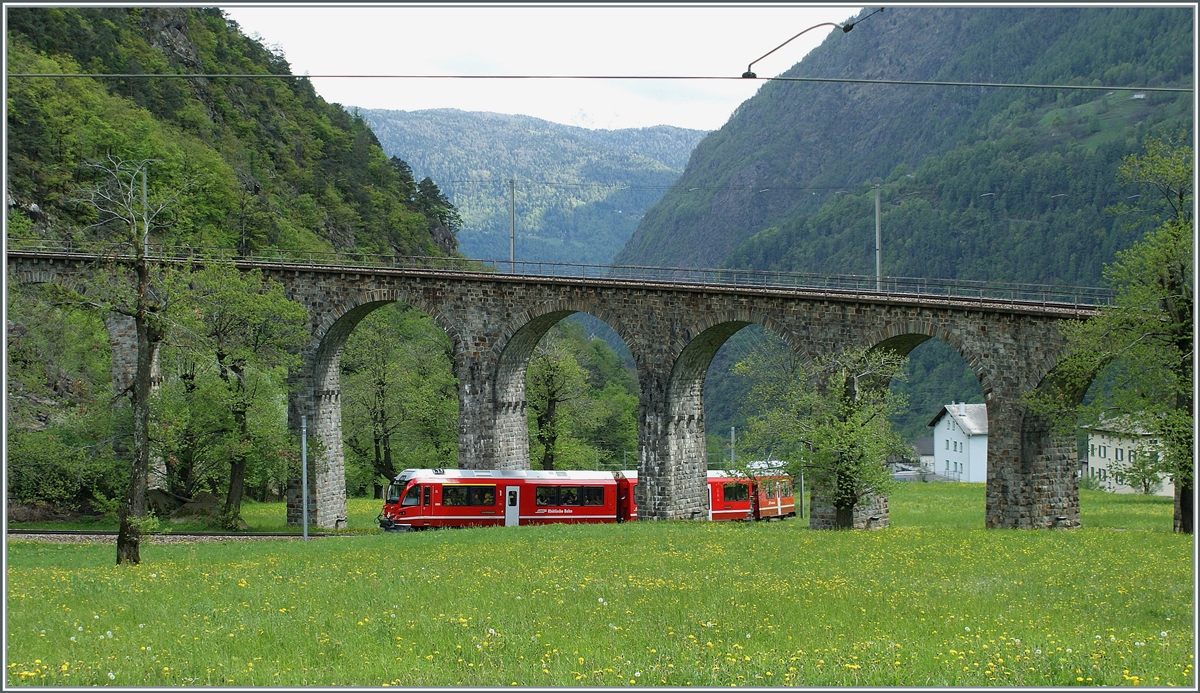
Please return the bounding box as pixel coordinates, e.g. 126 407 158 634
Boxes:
9 251 1100 530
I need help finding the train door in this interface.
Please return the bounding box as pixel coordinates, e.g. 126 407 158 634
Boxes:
504 486 520 527
708 482 715 521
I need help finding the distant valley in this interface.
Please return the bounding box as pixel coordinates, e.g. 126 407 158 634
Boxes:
355 108 708 265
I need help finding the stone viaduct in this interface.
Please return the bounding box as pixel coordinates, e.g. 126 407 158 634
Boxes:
9 250 1103 530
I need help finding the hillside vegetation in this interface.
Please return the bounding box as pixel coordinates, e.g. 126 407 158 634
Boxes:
6 7 459 257
612 6 1192 446
618 6 1192 278
358 108 707 264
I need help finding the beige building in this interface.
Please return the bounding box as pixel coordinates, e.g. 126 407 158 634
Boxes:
1081 423 1173 497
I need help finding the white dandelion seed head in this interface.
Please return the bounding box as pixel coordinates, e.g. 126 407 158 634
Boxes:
1095 635 1101 639
746 633 751 638
78 627 83 631
106 631 113 638
488 628 496 635
150 573 156 578
139 624 145 629
108 672 115 680
69 637 75 642
598 597 604 603
94 615 99 620
1066 648 1072 653
964 626 970 632
1160 631 1168 637
634 671 641 677
1034 649 1042 655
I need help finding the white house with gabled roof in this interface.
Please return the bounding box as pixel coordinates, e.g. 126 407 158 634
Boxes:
928 402 988 483
1081 421 1173 497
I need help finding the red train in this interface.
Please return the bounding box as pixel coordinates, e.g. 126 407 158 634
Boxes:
377 468 795 531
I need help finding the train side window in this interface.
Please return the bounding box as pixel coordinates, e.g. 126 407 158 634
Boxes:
401 486 421 507
536 486 557 506
423 486 431 506
442 485 496 506
560 487 580 505
582 487 604 506
723 482 749 502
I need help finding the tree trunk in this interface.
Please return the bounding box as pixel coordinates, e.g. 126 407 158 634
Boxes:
222 401 249 528
833 504 855 530
1175 477 1193 534
116 261 154 565
538 399 558 470
224 456 247 526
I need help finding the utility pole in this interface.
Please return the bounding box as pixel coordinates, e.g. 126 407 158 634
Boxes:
301 415 308 541
141 165 149 258
874 184 882 291
509 178 516 273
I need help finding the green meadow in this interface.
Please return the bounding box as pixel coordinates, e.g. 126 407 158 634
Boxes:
6 484 1194 687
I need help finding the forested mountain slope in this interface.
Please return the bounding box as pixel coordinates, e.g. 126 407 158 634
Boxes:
6 7 459 257
615 6 1192 450
616 6 1192 284
358 108 708 264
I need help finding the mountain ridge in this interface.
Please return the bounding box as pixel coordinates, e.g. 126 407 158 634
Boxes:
356 107 708 264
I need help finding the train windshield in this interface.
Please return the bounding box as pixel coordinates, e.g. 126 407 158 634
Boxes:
385 483 402 504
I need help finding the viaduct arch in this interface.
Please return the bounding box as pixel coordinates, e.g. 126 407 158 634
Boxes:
8 251 1099 530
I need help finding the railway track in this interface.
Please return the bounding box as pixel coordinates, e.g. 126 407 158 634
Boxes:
7 529 330 544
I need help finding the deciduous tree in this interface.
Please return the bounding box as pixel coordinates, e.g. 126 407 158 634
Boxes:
64 156 190 564
736 340 908 529
1030 133 1192 533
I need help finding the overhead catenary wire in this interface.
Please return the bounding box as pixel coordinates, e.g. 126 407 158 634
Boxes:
6 71 1191 93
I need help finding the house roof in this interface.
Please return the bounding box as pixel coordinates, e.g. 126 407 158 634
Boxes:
927 402 988 435
1081 417 1151 437
913 436 934 456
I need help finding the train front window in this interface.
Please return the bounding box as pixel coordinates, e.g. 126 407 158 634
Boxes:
401 485 421 507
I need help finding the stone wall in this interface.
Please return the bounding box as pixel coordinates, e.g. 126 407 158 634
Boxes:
285 478 318 528
808 491 890 530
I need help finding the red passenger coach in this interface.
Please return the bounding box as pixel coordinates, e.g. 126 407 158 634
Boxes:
378 468 619 531
705 471 795 521
378 467 795 531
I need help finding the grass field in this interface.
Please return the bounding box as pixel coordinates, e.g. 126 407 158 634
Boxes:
6 483 1194 687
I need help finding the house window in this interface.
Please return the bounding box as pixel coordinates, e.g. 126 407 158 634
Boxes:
1115 448 1124 461
1099 446 1107 458
946 440 950 450
1089 444 1095 456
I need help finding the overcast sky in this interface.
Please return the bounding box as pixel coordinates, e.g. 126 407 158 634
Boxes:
222 4 863 132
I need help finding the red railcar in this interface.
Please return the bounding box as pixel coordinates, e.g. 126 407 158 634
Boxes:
378 467 795 531
706 470 796 521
